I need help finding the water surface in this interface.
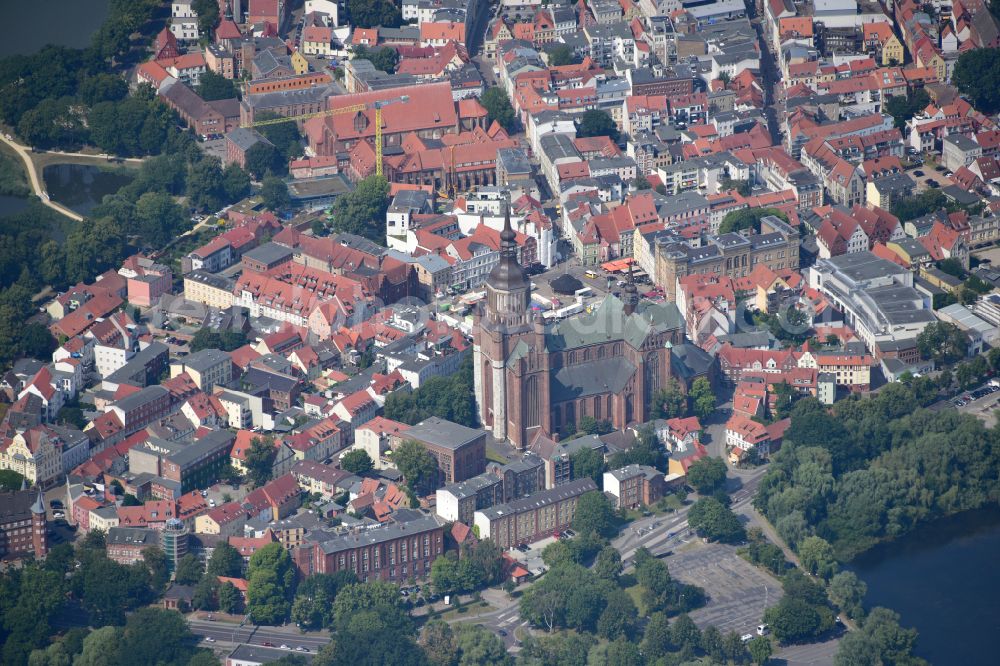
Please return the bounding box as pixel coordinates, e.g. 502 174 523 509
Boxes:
851 507 1000 665
0 0 110 58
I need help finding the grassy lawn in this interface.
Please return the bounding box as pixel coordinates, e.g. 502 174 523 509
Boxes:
486 446 509 464
625 584 647 617
0 141 30 197
436 600 491 622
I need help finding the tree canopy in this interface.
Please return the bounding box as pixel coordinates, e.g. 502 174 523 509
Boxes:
384 354 477 427
688 497 746 543
351 46 400 74
331 175 391 243
952 47 1000 114
340 449 374 475
719 207 789 234
754 383 1000 560
348 0 403 28
576 110 620 143
393 439 440 496
479 88 518 133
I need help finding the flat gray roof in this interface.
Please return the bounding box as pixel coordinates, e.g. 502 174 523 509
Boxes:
405 416 485 451
476 478 597 520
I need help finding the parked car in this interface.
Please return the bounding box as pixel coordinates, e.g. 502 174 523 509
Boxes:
914 170 924 177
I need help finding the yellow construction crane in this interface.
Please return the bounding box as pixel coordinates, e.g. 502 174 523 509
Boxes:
244 95 409 177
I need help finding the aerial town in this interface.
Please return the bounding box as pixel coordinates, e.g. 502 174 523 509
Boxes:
1 0 999 664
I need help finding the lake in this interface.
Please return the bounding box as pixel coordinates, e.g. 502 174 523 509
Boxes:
42 164 134 217
850 507 1000 665
0 0 110 58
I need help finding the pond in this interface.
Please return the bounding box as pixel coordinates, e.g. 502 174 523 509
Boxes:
42 163 134 217
850 507 1000 665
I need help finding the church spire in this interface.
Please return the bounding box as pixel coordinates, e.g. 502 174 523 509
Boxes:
623 260 639 316
484 190 530 328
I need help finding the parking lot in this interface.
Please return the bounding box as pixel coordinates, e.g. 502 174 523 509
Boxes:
953 382 1000 427
908 163 956 191
663 540 783 637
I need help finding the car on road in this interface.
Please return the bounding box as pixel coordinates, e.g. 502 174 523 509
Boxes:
262 642 274 647
296 646 309 652
498 630 508 637
280 644 289 650
204 637 215 643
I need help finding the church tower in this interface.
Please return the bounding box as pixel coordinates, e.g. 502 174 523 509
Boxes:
474 195 532 441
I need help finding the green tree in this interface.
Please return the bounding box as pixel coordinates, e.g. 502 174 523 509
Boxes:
719 207 788 234
340 449 374 475
21 324 57 361
192 0 221 36
748 636 773 665
652 379 686 419
480 87 518 133
798 535 838 580
218 580 243 614
891 187 949 222
244 141 284 180
118 608 197 665
352 45 400 74
591 637 644 666
689 377 716 419
197 71 237 101
547 43 581 66
454 624 512 665
763 597 824 644
174 553 204 586
394 439 440 495
570 446 606 485
686 456 728 495
187 156 227 212
261 175 290 211
207 542 244 578
953 47 1000 114
688 497 746 543
916 321 968 365
883 89 930 130
245 436 277 488
348 0 403 28
222 163 252 202
142 545 171 591
576 109 620 142
572 490 617 538
73 626 121 666
701 625 725 663
597 588 637 639
828 570 867 620
0 469 25 491
593 545 623 581
633 174 652 190
641 611 674 661
331 174 391 242
420 620 457 666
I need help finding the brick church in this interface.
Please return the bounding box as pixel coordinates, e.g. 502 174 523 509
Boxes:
474 202 685 449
